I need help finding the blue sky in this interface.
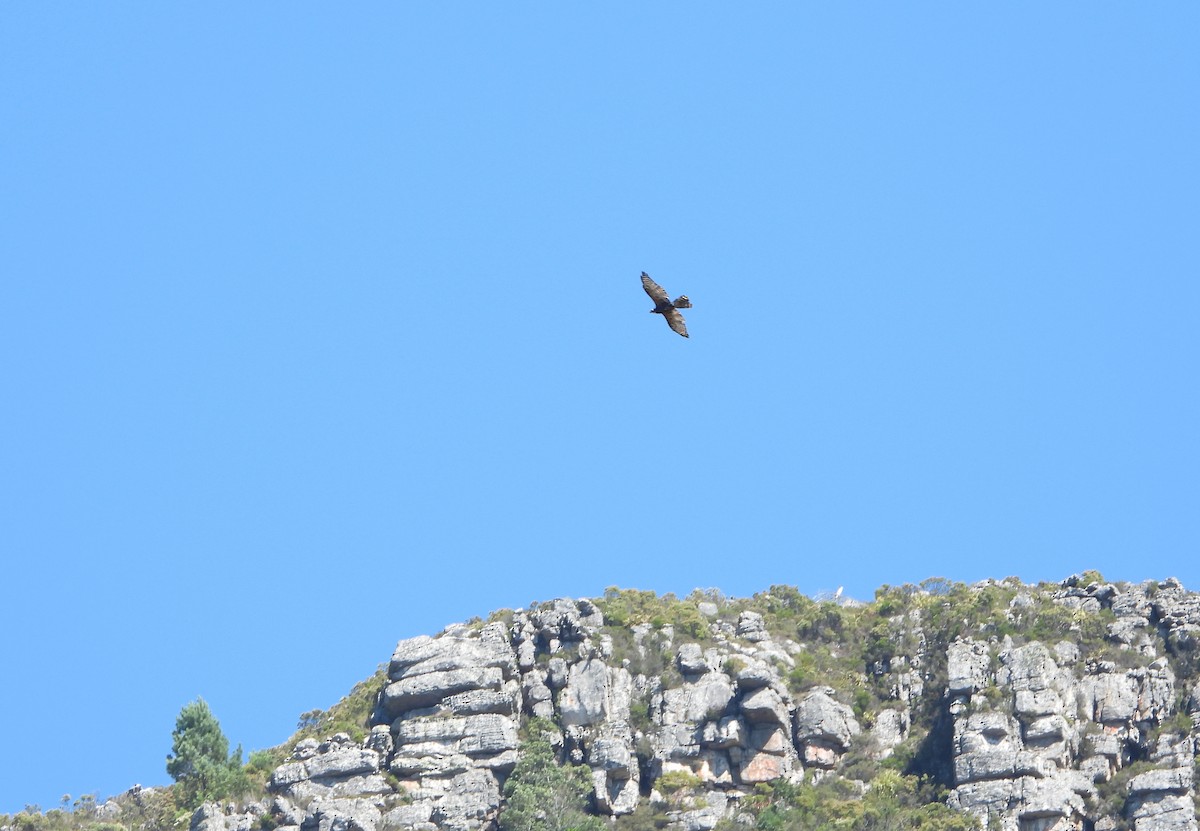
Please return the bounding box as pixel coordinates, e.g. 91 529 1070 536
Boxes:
2 2 1197 814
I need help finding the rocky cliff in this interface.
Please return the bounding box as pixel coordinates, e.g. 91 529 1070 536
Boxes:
199 577 1200 831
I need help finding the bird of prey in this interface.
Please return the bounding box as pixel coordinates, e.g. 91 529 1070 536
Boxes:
641 272 692 338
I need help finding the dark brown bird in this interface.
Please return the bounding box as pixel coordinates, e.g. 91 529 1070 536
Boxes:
641 272 692 338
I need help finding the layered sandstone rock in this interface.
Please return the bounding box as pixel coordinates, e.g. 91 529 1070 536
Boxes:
248 577 1200 831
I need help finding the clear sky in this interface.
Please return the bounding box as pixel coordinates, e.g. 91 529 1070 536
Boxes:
2 2 1197 815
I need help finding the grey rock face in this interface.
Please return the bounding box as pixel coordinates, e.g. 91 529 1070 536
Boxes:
558 658 626 726
249 579 1200 831
305 799 383 831
383 625 516 715
739 687 789 729
948 594 1196 831
378 625 522 830
661 671 736 725
270 734 389 799
1085 668 1141 725
948 638 993 695
736 612 769 642
948 777 1088 831
383 668 507 714
588 733 639 815
263 624 526 831
677 643 708 675
390 713 519 776
671 790 734 831
793 689 861 753
1127 792 1196 831
870 708 908 757
191 802 264 831
306 746 383 781
1128 767 1193 796
740 725 796 781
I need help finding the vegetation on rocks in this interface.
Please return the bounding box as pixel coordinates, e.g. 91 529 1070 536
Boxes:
499 727 602 831
597 587 712 641
7 574 1200 831
291 667 389 746
747 772 979 831
166 698 251 810
0 789 180 831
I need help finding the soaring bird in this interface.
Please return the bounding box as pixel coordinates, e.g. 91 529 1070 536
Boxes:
641 272 692 338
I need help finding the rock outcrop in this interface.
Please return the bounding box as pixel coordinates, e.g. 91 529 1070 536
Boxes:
247 577 1200 831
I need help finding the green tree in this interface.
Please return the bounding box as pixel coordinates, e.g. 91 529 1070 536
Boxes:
166 698 250 809
500 735 602 831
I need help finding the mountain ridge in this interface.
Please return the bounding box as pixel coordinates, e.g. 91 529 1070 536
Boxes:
8 575 1200 831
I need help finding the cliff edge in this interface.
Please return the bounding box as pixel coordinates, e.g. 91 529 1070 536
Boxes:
158 577 1200 831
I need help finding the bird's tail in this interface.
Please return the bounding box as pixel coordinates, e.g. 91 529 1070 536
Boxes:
673 295 692 309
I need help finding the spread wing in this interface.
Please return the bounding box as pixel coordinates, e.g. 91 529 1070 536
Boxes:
641 272 670 306
663 308 689 338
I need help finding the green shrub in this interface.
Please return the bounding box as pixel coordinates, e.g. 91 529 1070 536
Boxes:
746 770 978 831
852 687 873 721
167 698 252 810
499 734 602 831
629 698 653 733
977 684 1006 709
612 801 671 831
656 770 703 795
1091 760 1156 830
283 667 388 748
245 748 284 791
597 588 709 640
724 657 747 680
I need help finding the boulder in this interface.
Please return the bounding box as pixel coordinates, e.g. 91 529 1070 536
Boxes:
677 643 708 675
732 660 778 691
393 714 518 758
388 632 514 681
739 686 790 728
1127 792 1196 831
1023 714 1067 747
522 673 555 720
269 735 390 802
305 747 381 781
304 799 382 831
1128 767 1192 796
700 716 746 749
793 689 860 751
695 750 735 785
191 803 258 831
442 687 518 716
738 725 796 780
426 769 503 831
587 732 640 815
1134 660 1177 723
383 667 506 714
954 750 1047 783
661 671 736 725
674 791 731 831
999 643 1058 693
736 612 770 642
739 749 791 781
